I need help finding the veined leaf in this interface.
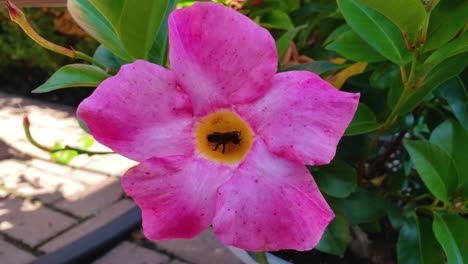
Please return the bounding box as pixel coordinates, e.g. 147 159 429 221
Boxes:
90 0 171 60
33 64 110 93
337 0 410 65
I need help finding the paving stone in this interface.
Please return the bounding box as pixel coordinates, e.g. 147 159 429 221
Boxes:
1 167 85 203
0 117 27 143
0 188 10 198
9 140 52 160
63 169 109 186
54 177 123 217
0 159 28 178
0 197 76 247
155 229 243 264
40 199 134 253
94 241 170 264
0 238 36 264
83 155 137 176
29 159 72 175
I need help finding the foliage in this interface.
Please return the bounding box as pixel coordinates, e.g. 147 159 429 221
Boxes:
6 0 467 262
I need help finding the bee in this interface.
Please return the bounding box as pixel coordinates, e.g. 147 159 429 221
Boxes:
207 131 241 154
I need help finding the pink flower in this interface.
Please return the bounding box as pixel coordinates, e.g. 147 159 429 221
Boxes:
77 2 359 251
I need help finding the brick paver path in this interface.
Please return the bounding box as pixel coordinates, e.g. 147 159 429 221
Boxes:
0 93 243 264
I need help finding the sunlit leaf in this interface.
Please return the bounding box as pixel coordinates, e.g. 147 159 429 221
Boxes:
33 64 110 93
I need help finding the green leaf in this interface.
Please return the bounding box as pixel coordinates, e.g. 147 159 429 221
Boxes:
90 0 170 60
276 25 307 63
430 119 468 194
425 32 468 65
316 203 350 257
147 0 176 65
337 0 410 65
79 136 95 150
400 52 468 114
398 215 444 264
326 30 386 62
51 142 78 165
370 63 401 90
313 159 358 198
403 140 458 202
417 216 445 264
423 0 468 53
258 9 294 30
339 188 387 224
78 118 90 134
435 77 468 130
323 24 351 47
433 213 468 264
357 0 426 34
397 218 419 264
33 64 110 93
93 45 126 72
344 103 380 136
281 61 346 75
262 0 301 13
67 0 131 61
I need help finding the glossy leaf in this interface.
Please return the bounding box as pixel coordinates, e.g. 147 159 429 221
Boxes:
323 24 351 46
435 77 468 130
397 218 419 264
423 0 468 52
93 45 126 72
417 216 445 264
32 64 110 93
257 9 294 30
316 203 350 257
281 61 346 75
425 32 468 65
339 188 387 224
430 119 468 193
397 215 444 264
90 0 170 60
370 63 401 90
404 140 458 202
276 25 307 62
337 0 410 65
147 0 176 65
78 118 90 134
400 52 468 114
344 103 380 136
433 213 468 264
357 0 426 34
326 30 386 62
67 0 131 61
313 159 358 198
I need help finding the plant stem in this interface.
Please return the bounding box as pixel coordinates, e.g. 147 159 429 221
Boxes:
23 116 114 156
365 49 420 157
75 51 109 72
254 252 269 264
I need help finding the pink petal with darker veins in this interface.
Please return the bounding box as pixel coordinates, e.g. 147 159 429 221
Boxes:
77 60 194 162
237 71 359 166
213 140 334 251
168 2 277 116
122 156 233 240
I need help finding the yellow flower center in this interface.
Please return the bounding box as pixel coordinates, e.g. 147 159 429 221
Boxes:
195 110 253 164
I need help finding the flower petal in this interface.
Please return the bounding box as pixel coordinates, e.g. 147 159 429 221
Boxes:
168 2 277 116
122 156 232 240
77 60 194 162
213 140 334 251
237 71 359 165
